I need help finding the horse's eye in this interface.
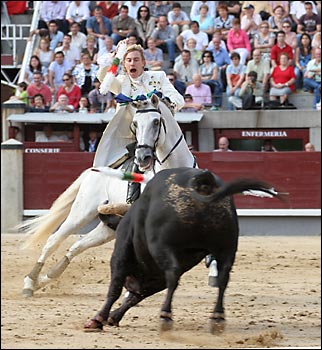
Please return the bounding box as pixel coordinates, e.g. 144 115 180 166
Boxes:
153 119 159 126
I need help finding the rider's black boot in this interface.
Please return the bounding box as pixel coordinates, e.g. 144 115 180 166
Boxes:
126 163 142 204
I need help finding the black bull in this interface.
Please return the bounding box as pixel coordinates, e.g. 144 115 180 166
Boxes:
85 167 280 333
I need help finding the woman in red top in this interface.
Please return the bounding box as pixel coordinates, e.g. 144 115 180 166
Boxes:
269 52 296 105
56 73 81 109
96 1 119 19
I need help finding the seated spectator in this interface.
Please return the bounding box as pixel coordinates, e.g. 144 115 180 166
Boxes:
69 22 87 55
123 1 144 19
37 1 69 35
151 15 176 67
229 71 263 110
97 36 116 59
28 94 50 112
27 71 52 107
269 52 296 105
176 21 209 53
303 48 321 109
167 2 190 37
226 18 251 65
135 5 156 48
48 51 72 95
36 124 60 142
10 82 28 105
181 93 204 112
72 52 99 95
267 5 285 34
47 20 64 51
82 35 99 64
84 129 101 152
226 52 247 110
190 1 217 19
241 4 262 43
144 37 164 71
199 50 223 107
191 3 214 40
312 32 321 58
219 1 241 18
66 1 90 34
49 94 75 113
270 30 294 68
241 1 271 21
304 142 316 152
166 73 182 94
282 20 297 51
33 37 55 69
176 38 202 63
60 129 85 151
214 136 233 152
149 0 171 24
185 73 212 107
126 31 144 47
267 1 290 18
77 96 90 113
96 1 119 20
246 49 270 92
253 21 275 61
262 139 278 152
173 50 200 96
295 33 312 90
297 2 321 39
57 73 81 109
55 34 81 70
290 0 318 31
110 5 135 45
88 78 113 113
86 5 112 49
24 55 48 85
214 3 234 41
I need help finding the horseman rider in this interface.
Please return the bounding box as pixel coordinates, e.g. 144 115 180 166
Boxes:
95 39 184 204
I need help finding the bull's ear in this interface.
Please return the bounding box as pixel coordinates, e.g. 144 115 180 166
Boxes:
151 93 159 108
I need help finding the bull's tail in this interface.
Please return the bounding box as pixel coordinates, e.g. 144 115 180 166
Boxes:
19 168 91 250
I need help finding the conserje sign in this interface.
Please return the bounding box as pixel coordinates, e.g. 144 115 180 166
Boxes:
25 148 61 153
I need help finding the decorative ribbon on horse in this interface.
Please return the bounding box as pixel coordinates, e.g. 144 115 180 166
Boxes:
91 167 153 184
115 90 163 105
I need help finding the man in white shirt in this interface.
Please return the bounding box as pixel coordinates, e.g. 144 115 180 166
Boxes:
36 124 60 142
55 34 81 70
68 22 87 55
176 21 209 52
214 136 233 152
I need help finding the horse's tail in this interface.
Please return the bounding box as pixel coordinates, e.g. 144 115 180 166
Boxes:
19 168 91 250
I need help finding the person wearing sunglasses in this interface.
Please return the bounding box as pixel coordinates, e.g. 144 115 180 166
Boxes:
282 20 297 50
134 6 155 48
254 21 275 61
57 73 81 109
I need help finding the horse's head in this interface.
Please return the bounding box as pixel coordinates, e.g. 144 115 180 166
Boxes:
131 94 165 172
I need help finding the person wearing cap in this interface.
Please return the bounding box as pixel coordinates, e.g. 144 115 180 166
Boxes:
94 39 185 203
241 2 271 20
241 4 262 42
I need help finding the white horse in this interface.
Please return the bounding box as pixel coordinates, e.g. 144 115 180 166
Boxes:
21 94 197 297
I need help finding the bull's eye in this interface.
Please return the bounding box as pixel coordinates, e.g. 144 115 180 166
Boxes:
153 119 159 126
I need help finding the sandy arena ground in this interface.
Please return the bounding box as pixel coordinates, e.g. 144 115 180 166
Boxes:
1 234 321 349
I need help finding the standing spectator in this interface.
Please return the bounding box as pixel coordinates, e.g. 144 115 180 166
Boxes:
151 15 176 67
290 1 318 30
227 18 251 65
304 142 316 151
49 94 75 113
295 33 312 90
86 5 112 50
191 4 214 40
167 2 190 38
176 21 209 53
27 71 52 107
48 51 72 95
269 52 296 105
24 55 48 85
123 1 144 19
303 48 321 109
33 37 55 69
57 73 81 109
246 49 271 92
297 2 321 39
190 1 217 19
185 73 212 106
173 50 200 95
267 5 285 34
69 22 87 55
66 1 90 34
55 34 81 70
254 21 275 61
282 20 297 51
199 51 223 107
214 136 233 152
270 30 294 68
241 4 262 43
96 1 119 20
134 5 155 48
97 36 116 59
149 0 171 23
82 35 99 64
110 5 136 45
226 52 247 110
214 3 235 41
38 1 69 35
72 52 99 95
28 94 50 112
88 78 113 113
144 37 164 71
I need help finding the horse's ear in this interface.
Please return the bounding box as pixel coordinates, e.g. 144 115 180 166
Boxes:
151 93 159 108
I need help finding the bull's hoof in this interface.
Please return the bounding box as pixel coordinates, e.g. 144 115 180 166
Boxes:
209 314 225 334
160 317 173 332
83 318 104 332
22 288 34 298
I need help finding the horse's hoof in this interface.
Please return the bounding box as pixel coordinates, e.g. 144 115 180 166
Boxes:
107 316 119 327
160 317 173 332
209 318 225 334
83 318 104 332
22 288 34 298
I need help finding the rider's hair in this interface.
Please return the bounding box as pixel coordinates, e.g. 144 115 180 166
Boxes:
122 44 146 71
